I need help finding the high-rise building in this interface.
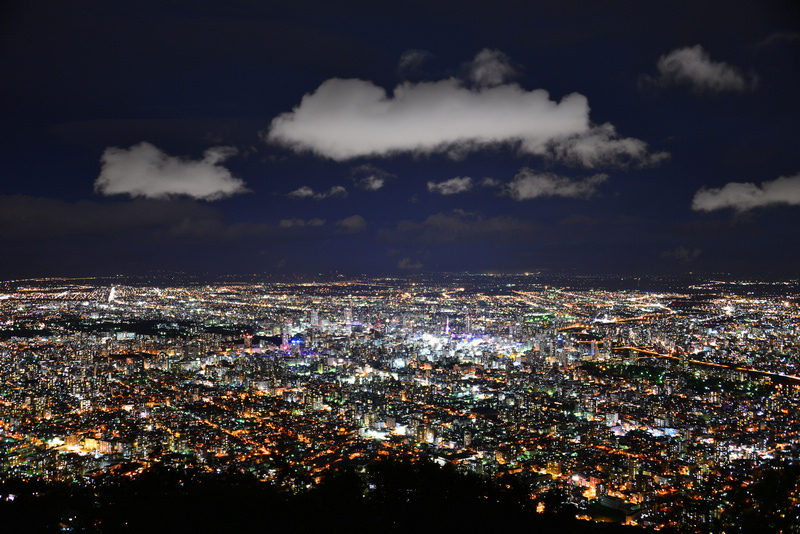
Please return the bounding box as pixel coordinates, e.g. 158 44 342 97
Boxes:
281 322 290 349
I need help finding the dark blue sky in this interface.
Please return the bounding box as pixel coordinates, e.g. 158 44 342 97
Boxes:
2 1 799 279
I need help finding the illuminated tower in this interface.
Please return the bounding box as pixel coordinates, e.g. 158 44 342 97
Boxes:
281 322 290 349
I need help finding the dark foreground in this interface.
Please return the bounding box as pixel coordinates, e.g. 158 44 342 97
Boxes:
1 459 648 534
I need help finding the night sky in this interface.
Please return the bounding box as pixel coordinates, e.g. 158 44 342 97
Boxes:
2 1 799 279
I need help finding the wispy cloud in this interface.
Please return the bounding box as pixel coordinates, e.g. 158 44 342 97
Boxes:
266 50 663 168
757 31 800 48
692 173 800 212
427 176 473 195
647 45 757 93
287 185 347 200
397 49 434 77
505 168 608 200
95 142 248 200
550 123 669 168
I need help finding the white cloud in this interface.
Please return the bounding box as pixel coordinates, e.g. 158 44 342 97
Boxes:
287 186 315 198
653 45 757 93
481 177 501 187
94 142 247 200
427 176 473 195
692 173 800 212
505 168 607 200
469 48 515 88
397 257 423 270
287 185 347 200
336 214 367 234
266 51 663 168
267 77 585 160
360 175 385 191
279 218 326 228
351 164 394 191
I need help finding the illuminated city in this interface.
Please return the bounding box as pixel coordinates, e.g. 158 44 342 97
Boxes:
1 273 798 531
3 2 800 531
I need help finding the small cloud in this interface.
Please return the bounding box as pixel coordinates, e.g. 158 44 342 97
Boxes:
505 168 607 200
287 186 315 199
647 45 757 93
279 218 326 228
336 214 367 234
323 185 348 199
287 185 348 200
551 123 669 168
468 48 516 88
397 257 423 270
351 164 395 191
661 247 702 263
94 142 248 200
692 173 800 212
480 177 501 187
427 176 473 195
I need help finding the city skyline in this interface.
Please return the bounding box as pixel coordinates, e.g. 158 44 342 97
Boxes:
2 1 799 279
1 273 798 531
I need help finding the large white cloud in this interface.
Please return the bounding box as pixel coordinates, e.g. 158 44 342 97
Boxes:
95 142 248 200
427 176 473 195
505 168 608 200
266 51 663 168
653 45 757 93
692 173 800 212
